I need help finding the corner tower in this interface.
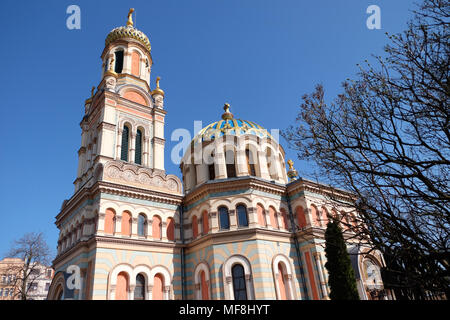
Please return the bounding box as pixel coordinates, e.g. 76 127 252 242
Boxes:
74 8 167 193
50 10 182 300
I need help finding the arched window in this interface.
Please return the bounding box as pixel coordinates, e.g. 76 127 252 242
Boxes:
121 125 130 161
246 149 256 176
200 270 209 300
277 263 289 300
232 264 247 300
269 207 279 229
104 209 115 234
152 273 164 300
134 274 145 300
192 215 198 239
152 216 161 240
121 211 131 236
135 129 143 165
166 217 175 241
225 149 236 178
218 206 230 230
311 205 321 227
296 207 307 229
202 211 209 235
116 272 129 300
114 50 124 73
236 205 248 227
256 204 266 227
138 214 147 237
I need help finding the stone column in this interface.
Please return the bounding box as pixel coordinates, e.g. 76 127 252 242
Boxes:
130 133 136 163
97 212 106 235
210 211 219 233
116 128 123 160
131 217 138 237
143 136 149 167
257 150 271 180
162 221 167 241
214 151 227 179
164 286 170 300
229 209 237 230
236 149 249 177
114 215 122 235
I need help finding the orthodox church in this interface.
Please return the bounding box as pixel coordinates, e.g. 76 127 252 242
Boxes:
48 10 392 300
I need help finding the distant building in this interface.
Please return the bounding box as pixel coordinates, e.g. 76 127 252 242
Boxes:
0 258 22 300
0 258 53 300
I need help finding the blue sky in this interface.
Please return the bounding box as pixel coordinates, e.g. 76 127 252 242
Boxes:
0 0 415 259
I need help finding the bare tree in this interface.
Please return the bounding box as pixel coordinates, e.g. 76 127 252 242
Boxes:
4 232 52 300
283 0 449 299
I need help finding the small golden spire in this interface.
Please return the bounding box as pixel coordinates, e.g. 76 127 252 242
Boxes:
127 8 135 27
151 76 165 97
221 103 234 120
287 159 299 181
287 159 294 170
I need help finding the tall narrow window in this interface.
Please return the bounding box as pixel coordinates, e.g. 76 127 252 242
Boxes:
192 215 198 239
121 126 129 161
152 215 161 240
114 50 124 73
225 149 236 178
208 164 215 180
116 272 129 300
236 205 248 227
246 149 256 176
152 274 164 300
121 211 131 236
134 274 145 300
232 264 247 300
138 214 146 237
219 206 230 230
166 217 175 241
135 129 143 165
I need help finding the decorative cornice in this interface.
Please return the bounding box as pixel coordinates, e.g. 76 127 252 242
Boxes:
152 137 165 145
184 176 286 208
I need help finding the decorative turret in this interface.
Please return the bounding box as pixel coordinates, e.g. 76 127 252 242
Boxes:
101 9 153 88
152 76 165 109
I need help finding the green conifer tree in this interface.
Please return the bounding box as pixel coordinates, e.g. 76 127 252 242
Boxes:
324 220 360 300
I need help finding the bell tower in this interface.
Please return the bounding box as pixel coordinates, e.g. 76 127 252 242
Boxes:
74 8 167 192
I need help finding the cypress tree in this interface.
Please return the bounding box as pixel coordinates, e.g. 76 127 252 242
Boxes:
324 220 360 300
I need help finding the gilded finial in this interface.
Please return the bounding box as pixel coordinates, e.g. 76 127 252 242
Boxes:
151 76 165 97
127 8 135 27
91 86 95 98
287 159 299 181
222 103 233 120
287 159 294 170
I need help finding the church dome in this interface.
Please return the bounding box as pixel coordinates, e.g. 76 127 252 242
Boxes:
191 104 273 146
105 9 151 52
105 25 151 52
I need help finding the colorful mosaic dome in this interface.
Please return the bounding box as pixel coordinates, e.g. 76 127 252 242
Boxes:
191 104 273 145
105 25 151 52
